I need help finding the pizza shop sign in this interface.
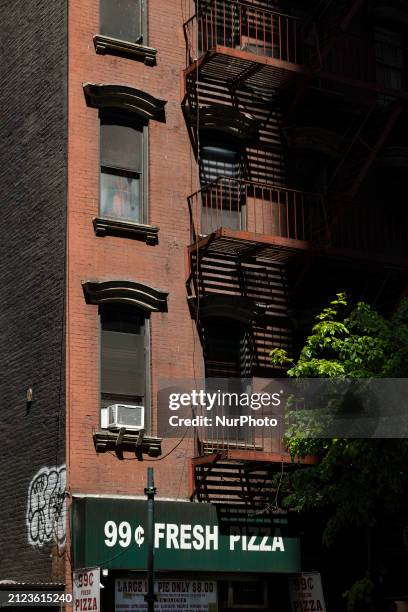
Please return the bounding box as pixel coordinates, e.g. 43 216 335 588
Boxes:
73 568 100 612
104 519 286 552
289 573 326 612
72 498 301 573
115 579 217 612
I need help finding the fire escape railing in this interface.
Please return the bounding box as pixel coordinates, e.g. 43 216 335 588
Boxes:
193 400 286 455
184 0 303 65
188 177 327 244
188 177 407 257
183 1 378 85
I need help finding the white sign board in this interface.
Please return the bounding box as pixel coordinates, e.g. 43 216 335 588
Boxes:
115 578 217 611
73 568 100 612
289 573 326 612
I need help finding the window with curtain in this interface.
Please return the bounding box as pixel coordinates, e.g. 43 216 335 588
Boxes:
100 0 144 43
100 113 145 223
100 304 149 412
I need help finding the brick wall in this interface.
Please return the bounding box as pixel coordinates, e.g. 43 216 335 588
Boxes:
66 0 201 508
0 0 67 582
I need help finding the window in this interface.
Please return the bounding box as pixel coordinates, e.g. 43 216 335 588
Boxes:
100 304 150 421
200 136 246 233
100 0 144 44
100 112 146 223
228 580 268 609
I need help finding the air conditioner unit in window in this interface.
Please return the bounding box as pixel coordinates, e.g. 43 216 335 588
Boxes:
101 404 145 432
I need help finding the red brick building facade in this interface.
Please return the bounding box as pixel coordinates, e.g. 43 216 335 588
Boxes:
1 0 408 610
66 0 199 503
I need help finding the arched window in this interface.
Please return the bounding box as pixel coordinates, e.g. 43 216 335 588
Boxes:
82 280 168 432
100 303 149 414
84 84 166 234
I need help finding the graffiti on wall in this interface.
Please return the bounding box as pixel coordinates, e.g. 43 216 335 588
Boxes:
26 465 66 551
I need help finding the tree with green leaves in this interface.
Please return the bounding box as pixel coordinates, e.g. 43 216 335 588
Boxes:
270 294 408 611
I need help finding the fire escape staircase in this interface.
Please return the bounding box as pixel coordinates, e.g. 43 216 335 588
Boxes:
184 1 407 505
191 458 279 507
190 452 317 506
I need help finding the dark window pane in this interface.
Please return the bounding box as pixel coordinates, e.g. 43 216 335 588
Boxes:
204 318 252 377
101 306 146 401
101 305 144 332
100 169 141 221
232 581 266 606
200 144 241 182
101 123 142 173
100 0 142 42
200 145 244 232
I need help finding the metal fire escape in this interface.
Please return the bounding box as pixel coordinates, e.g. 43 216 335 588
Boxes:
182 0 408 504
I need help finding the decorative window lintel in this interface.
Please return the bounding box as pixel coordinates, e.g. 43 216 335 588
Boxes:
93 35 157 66
187 295 267 324
93 217 159 244
83 83 166 123
82 280 168 313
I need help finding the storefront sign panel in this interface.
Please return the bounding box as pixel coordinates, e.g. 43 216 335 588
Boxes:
288 573 326 612
73 568 100 612
72 498 300 573
115 578 217 611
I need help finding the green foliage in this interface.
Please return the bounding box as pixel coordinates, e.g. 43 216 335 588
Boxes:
270 294 408 607
269 347 293 368
270 294 408 458
343 576 375 611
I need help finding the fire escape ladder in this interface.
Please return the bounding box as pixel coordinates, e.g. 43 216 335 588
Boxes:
278 264 293 355
190 232 220 301
236 259 248 299
238 466 251 507
277 264 289 319
191 248 203 301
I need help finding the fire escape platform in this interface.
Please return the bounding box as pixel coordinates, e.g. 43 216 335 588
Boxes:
188 227 408 270
188 227 314 264
184 48 408 107
189 451 318 505
184 47 307 94
192 449 318 466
